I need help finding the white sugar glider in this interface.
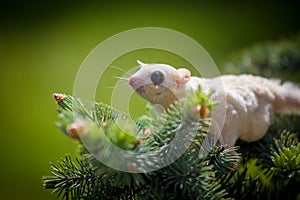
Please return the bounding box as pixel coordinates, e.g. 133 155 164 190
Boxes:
129 60 300 146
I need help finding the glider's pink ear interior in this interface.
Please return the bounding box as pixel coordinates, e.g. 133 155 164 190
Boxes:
175 68 191 87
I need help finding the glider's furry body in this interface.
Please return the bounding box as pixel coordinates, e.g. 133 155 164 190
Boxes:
192 75 300 146
129 62 300 146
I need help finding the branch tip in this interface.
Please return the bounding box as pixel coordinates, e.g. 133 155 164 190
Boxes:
67 119 88 139
53 93 67 103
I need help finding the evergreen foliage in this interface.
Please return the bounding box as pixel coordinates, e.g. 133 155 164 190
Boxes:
223 33 300 82
43 35 300 199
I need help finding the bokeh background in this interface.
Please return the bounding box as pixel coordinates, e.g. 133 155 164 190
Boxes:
0 0 299 199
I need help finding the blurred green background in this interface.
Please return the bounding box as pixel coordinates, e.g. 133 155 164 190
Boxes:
0 0 299 199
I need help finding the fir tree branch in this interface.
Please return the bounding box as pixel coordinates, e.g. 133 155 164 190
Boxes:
42 155 99 199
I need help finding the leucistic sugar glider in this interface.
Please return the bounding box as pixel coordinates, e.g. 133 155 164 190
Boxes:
128 61 300 146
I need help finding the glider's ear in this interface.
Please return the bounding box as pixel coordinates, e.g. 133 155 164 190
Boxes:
175 68 191 87
137 60 145 66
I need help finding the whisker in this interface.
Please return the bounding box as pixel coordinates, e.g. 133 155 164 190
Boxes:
109 65 127 73
113 76 130 81
106 81 130 89
152 52 159 63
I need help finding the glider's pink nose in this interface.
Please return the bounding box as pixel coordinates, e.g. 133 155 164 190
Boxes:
129 77 136 87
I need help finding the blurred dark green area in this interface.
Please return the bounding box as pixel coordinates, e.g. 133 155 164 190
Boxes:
0 0 299 199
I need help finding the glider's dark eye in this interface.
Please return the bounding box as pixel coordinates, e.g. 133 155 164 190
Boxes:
151 71 164 85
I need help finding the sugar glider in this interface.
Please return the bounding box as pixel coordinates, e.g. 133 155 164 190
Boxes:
129 61 300 146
